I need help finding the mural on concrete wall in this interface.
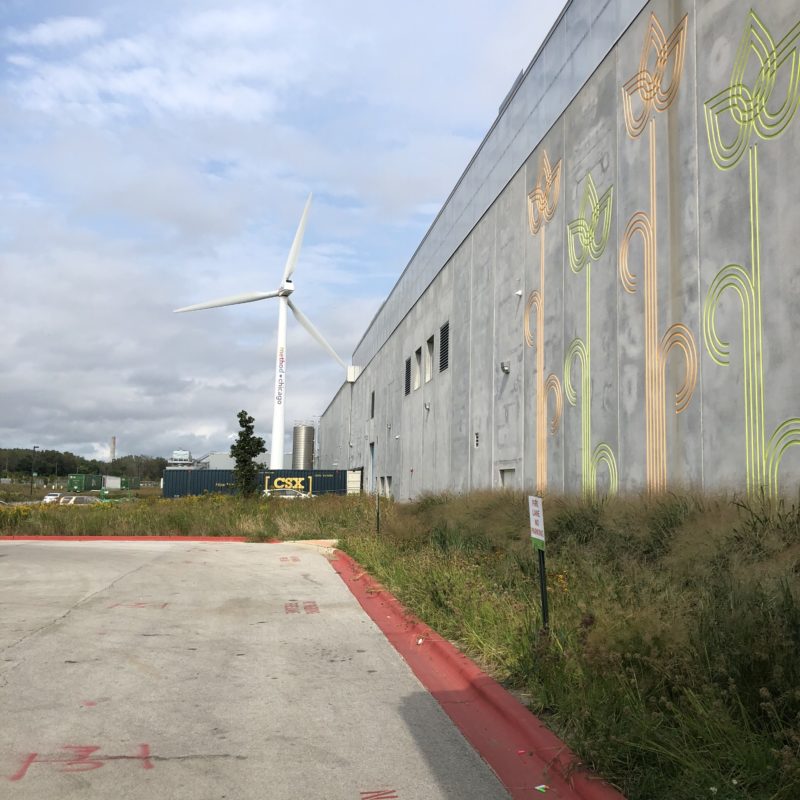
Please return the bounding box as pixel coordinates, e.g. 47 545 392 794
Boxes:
519 7 799 500
703 10 800 497
321 1 800 502
618 12 698 494
564 174 618 498
524 151 563 494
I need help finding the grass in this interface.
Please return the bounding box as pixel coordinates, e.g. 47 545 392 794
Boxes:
338 490 800 800
0 491 375 540
3 487 799 798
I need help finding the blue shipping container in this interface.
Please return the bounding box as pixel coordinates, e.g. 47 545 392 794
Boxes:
162 469 346 498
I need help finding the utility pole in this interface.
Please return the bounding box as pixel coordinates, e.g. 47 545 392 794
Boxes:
29 445 39 498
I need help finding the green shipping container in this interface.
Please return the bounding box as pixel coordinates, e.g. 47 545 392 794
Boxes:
120 477 140 490
67 474 85 492
67 474 103 492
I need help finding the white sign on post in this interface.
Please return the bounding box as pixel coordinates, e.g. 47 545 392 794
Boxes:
528 495 545 551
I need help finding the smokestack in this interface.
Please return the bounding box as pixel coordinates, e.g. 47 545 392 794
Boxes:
110 436 116 463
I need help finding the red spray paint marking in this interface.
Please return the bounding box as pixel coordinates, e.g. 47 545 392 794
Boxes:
81 700 97 707
108 602 169 610
7 744 153 781
7 753 37 782
284 602 300 614
303 601 320 614
360 792 399 800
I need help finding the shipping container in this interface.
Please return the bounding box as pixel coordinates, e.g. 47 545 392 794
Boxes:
162 469 352 498
162 469 239 498
263 469 344 496
103 475 122 490
120 477 141 490
67 474 103 492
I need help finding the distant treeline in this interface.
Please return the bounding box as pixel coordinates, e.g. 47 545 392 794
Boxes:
0 448 167 481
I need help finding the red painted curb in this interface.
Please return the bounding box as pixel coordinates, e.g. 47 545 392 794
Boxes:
331 550 626 800
1 536 251 542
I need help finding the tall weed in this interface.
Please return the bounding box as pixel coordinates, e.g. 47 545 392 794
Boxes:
340 489 800 800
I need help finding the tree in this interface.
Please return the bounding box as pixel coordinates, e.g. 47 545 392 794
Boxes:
229 410 266 496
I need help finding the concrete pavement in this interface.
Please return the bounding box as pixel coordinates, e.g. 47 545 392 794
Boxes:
0 540 510 799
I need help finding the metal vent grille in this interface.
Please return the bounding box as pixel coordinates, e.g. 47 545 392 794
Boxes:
439 321 449 372
404 358 411 396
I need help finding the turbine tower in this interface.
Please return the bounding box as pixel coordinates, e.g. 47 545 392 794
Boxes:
174 194 345 469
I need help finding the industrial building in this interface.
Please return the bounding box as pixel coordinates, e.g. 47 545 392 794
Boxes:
319 0 800 499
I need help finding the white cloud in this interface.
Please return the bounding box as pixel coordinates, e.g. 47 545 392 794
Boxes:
182 8 278 41
7 16 105 48
0 0 565 458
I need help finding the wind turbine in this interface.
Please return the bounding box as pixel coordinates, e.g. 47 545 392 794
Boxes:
174 194 346 469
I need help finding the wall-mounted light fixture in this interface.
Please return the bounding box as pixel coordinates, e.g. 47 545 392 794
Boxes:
500 361 511 374
395 435 400 440
514 289 523 297
424 402 431 411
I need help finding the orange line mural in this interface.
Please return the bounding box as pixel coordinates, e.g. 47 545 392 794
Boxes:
525 151 563 493
619 13 698 493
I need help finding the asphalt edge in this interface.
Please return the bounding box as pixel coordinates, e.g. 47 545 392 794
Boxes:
331 549 626 800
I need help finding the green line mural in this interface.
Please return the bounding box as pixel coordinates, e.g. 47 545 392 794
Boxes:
564 174 618 498
703 10 800 498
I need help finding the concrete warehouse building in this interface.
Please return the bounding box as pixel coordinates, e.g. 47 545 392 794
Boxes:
319 0 800 500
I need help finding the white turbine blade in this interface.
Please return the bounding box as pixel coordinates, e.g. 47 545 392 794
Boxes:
281 193 312 285
287 299 346 368
174 290 280 313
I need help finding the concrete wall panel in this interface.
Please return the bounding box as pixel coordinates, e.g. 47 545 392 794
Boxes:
450 243 472 494
469 209 496 489
321 0 800 502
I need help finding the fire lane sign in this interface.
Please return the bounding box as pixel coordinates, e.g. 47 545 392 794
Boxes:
528 495 545 551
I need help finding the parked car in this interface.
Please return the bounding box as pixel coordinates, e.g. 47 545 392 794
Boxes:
58 495 100 506
42 493 62 504
264 488 314 500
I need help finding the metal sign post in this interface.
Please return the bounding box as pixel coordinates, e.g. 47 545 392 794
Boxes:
528 496 549 631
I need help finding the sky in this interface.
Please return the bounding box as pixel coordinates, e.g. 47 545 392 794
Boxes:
0 0 565 461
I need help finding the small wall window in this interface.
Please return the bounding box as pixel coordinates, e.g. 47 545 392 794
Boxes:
414 347 422 390
425 336 434 382
499 468 515 487
440 321 450 372
404 358 411 396
370 390 375 419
